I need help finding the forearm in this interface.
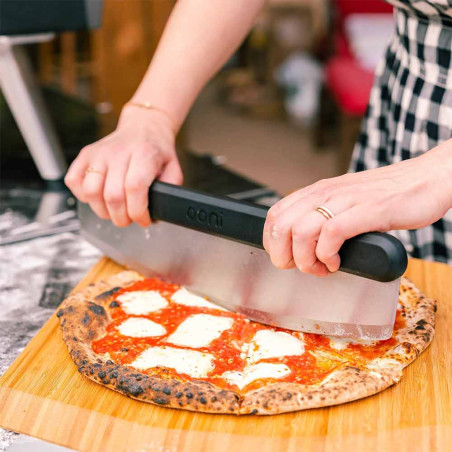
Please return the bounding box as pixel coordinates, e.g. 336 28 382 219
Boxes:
129 0 265 131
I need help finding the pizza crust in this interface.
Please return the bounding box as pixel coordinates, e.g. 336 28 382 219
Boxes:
240 362 403 414
58 273 435 415
58 271 241 414
240 277 436 415
380 278 436 366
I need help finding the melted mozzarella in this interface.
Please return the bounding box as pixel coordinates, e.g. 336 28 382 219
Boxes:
327 337 352 351
166 314 233 348
130 346 214 378
328 337 376 351
117 317 166 337
171 288 226 310
116 290 168 315
246 330 305 363
222 363 291 389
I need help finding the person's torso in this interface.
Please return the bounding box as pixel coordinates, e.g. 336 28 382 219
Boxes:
384 0 452 88
385 0 452 20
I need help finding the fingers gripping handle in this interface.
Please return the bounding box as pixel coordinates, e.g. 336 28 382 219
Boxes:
149 182 407 282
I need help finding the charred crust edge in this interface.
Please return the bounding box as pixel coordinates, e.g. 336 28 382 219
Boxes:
57 273 435 415
58 270 241 414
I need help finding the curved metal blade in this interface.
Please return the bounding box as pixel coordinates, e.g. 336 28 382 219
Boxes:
79 203 399 340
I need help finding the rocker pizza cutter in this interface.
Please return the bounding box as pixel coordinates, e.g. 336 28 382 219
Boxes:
79 181 408 340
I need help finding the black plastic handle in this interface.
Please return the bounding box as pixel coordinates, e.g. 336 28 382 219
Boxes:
149 182 407 282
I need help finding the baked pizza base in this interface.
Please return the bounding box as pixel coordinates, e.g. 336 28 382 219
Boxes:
57 271 435 415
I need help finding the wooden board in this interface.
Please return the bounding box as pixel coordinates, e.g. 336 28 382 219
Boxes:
1 258 451 451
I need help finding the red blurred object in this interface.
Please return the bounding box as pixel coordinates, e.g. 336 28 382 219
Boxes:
325 0 393 116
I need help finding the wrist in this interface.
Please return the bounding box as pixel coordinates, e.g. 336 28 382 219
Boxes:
131 72 194 132
118 103 176 137
123 101 177 133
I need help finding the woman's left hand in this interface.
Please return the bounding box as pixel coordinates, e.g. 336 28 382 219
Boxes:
263 140 452 276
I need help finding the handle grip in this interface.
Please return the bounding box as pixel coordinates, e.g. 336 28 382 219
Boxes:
149 182 407 282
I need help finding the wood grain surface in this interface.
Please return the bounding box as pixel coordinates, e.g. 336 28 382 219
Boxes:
0 257 451 451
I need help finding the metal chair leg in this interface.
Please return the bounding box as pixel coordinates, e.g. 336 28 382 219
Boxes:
0 35 67 181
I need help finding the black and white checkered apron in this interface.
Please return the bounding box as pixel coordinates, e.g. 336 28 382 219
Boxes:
350 0 452 265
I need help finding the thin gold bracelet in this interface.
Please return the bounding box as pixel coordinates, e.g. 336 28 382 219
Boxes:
124 101 177 133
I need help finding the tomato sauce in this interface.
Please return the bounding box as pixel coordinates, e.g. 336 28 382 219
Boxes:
92 277 406 392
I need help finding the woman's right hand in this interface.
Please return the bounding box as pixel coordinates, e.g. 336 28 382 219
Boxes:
64 105 182 228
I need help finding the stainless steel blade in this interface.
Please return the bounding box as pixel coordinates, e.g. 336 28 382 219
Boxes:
79 203 400 340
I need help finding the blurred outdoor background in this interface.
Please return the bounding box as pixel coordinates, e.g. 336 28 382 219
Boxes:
1 0 395 195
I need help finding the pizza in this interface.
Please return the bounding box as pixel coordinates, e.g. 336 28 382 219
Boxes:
57 271 435 415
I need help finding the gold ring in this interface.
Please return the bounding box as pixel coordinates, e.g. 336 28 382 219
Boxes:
316 205 335 220
85 167 104 177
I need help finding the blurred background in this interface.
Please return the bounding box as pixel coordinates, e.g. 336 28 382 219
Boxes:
0 0 395 243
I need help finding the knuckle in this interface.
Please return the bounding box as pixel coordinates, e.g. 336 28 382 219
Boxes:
64 172 75 187
292 225 309 243
323 220 340 237
314 179 327 189
310 180 327 195
316 248 331 263
333 185 349 198
104 191 125 206
272 219 289 236
125 178 146 193
79 145 93 157
83 185 102 200
146 149 165 165
266 204 281 221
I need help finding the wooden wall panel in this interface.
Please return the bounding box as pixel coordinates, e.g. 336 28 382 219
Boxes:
60 32 77 95
91 0 175 133
38 41 54 84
